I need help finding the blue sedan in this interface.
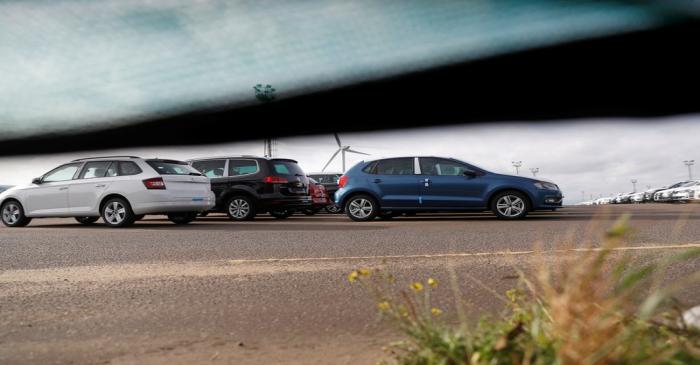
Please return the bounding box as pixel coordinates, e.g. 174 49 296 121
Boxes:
334 157 562 221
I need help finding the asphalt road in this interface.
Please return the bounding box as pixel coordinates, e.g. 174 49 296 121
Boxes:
2 204 700 364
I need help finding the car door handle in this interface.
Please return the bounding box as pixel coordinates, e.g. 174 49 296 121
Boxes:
95 184 106 188
58 187 68 191
373 179 382 183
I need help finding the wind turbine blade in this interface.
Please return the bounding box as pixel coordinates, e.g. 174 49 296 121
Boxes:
345 148 370 156
322 149 342 172
334 133 342 147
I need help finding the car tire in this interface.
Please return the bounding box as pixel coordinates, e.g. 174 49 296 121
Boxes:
303 208 320 216
324 204 342 214
168 212 198 225
101 197 136 227
75 216 99 225
226 196 255 221
345 194 379 222
270 209 293 219
491 191 529 220
1 200 32 227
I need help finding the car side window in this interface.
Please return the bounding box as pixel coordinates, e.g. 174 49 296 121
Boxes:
42 163 82 182
374 158 414 175
118 161 142 176
419 158 470 176
192 160 226 178
79 161 112 179
105 162 118 177
228 159 259 176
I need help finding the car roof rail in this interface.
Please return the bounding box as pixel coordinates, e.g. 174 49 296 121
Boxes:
72 156 140 161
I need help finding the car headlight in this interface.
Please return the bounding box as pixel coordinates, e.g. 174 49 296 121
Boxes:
534 181 559 190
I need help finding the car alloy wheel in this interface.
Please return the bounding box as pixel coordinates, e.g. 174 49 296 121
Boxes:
101 198 135 227
492 192 528 219
1 201 31 227
228 197 253 220
2 202 21 225
104 201 127 224
346 195 378 221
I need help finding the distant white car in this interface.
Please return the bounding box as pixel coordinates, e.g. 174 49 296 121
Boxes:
630 192 645 203
654 181 690 202
671 180 700 202
595 197 612 205
0 157 215 227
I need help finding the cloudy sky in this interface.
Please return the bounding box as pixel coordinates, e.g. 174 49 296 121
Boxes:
1 115 697 203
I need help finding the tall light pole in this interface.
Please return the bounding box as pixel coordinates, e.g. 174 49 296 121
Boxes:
631 179 638 192
529 167 539 177
512 161 522 175
684 160 695 180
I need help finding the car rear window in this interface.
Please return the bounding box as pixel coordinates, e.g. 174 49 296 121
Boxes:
272 160 304 176
191 159 226 177
147 160 201 175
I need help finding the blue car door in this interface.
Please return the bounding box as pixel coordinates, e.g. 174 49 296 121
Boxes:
418 157 487 208
369 157 419 208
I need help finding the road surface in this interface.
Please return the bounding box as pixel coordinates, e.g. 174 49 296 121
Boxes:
2 204 700 364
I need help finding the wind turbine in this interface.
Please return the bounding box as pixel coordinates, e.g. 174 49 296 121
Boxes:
322 133 370 172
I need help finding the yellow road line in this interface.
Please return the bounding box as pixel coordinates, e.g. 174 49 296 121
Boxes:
228 242 700 264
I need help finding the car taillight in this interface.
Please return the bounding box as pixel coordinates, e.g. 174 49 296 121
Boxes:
338 175 348 188
264 176 288 184
143 177 166 190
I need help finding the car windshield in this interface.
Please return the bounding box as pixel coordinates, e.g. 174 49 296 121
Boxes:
147 160 201 175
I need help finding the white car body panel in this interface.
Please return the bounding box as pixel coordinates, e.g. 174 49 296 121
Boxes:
0 158 215 221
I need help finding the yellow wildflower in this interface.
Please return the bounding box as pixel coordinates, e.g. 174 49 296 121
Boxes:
431 307 443 316
428 278 438 288
347 271 359 282
358 268 371 277
377 301 391 311
411 282 424 292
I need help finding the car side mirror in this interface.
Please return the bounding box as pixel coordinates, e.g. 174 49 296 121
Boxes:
32 177 42 185
463 170 478 178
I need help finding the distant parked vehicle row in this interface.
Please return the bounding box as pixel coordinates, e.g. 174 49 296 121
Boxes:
2 155 566 227
587 180 700 205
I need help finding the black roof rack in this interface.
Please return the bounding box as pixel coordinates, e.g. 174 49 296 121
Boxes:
71 156 140 162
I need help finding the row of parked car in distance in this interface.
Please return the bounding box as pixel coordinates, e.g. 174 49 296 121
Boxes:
1 155 565 227
583 180 700 205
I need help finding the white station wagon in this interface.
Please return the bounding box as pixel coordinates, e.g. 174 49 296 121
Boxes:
0 156 215 227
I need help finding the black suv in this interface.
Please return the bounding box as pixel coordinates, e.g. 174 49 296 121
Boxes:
307 173 342 213
188 156 311 220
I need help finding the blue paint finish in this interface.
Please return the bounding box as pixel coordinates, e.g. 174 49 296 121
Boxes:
335 157 563 212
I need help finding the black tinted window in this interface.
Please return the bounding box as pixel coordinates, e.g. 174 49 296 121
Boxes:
271 160 304 176
79 161 112 179
192 160 226 178
374 158 414 175
118 161 142 176
309 174 340 183
146 160 200 175
419 158 470 176
229 159 259 176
